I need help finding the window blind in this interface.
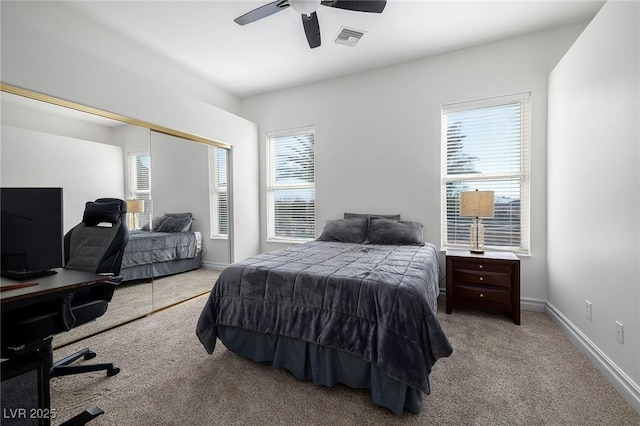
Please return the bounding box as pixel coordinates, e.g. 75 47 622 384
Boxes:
129 152 151 227
266 127 315 241
441 93 530 253
208 146 228 238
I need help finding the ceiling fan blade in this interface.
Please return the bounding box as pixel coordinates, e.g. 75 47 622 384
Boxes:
301 12 321 49
320 0 386 13
234 0 290 25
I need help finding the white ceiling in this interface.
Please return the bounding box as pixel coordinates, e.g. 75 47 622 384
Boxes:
62 0 604 98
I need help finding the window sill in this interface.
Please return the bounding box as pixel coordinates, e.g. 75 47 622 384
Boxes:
440 246 531 257
267 238 314 245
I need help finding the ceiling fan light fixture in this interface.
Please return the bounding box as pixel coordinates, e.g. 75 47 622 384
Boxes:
289 0 321 15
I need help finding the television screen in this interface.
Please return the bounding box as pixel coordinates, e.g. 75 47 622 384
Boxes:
1 187 64 277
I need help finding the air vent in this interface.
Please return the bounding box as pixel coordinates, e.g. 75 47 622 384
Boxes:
334 27 365 47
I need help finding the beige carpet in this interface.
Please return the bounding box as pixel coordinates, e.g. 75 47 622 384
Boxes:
50 295 640 425
53 269 219 347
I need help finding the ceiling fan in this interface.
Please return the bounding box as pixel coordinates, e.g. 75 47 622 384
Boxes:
234 0 387 49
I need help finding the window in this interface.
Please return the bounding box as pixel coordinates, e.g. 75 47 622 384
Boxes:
208 146 228 238
266 127 315 242
128 151 151 227
441 93 530 253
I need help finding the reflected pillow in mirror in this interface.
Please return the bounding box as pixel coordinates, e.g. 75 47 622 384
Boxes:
155 213 193 233
140 215 169 231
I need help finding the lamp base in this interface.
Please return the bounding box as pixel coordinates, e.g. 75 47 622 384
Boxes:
469 218 485 254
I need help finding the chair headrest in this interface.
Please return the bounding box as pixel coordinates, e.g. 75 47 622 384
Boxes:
83 199 126 226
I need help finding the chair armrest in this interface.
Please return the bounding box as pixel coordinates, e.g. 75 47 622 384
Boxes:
106 275 123 284
97 273 123 285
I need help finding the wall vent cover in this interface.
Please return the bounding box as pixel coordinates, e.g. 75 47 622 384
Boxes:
335 27 365 47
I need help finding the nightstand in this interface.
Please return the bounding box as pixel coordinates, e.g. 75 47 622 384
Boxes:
446 250 520 325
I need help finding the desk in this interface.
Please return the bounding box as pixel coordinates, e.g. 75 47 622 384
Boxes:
1 269 110 426
1 269 110 310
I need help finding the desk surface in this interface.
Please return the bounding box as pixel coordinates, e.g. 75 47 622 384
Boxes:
1 268 110 307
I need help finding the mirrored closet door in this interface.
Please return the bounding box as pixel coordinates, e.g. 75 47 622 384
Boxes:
148 131 228 311
0 86 231 347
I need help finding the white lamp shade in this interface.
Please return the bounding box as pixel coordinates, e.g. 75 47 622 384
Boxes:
126 199 144 214
460 190 495 218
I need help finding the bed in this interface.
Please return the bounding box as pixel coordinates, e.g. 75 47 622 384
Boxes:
196 214 453 414
120 212 203 282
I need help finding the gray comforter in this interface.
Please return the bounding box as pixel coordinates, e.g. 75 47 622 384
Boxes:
121 230 199 268
196 241 453 393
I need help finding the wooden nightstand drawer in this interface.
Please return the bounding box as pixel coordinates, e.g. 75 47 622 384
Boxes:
455 284 510 305
452 268 511 288
452 261 512 274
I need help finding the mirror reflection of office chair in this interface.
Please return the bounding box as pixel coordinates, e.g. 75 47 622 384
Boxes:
50 198 129 379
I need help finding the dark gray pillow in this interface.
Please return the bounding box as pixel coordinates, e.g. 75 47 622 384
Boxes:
317 217 368 243
155 213 193 233
367 218 424 245
344 212 401 221
140 215 168 231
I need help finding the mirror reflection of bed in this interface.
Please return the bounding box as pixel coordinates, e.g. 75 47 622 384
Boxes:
121 210 219 309
0 88 230 347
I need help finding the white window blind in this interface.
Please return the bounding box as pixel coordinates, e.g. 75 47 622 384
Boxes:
128 152 151 227
208 146 228 238
266 127 315 241
441 93 530 253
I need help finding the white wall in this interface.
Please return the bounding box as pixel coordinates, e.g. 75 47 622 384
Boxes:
0 125 125 232
1 2 260 263
547 0 639 410
242 23 588 304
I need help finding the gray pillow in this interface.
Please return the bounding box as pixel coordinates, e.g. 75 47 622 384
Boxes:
344 212 401 221
141 215 168 231
367 218 424 245
155 213 193 233
317 217 368 243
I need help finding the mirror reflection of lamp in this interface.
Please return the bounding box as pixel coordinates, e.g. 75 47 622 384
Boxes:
460 190 494 253
126 199 144 230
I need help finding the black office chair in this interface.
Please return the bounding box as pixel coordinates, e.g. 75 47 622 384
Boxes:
1 198 129 425
49 198 129 379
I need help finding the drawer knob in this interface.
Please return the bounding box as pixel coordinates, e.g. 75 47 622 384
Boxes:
480 293 484 297
479 264 483 269
479 277 484 281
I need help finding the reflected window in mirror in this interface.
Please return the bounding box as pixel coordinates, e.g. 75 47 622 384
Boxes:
208 146 228 239
128 151 151 229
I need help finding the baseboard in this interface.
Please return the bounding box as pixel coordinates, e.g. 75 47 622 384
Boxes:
201 261 227 271
546 302 640 414
521 297 546 312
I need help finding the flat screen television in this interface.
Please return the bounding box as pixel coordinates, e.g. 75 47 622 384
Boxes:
1 187 64 279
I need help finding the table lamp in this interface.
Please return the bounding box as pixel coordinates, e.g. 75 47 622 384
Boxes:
126 199 144 230
460 190 494 253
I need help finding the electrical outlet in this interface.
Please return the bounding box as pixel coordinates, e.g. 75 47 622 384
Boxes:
585 300 592 320
616 321 624 344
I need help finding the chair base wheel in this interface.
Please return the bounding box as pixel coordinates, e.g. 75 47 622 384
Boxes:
83 351 97 361
107 367 120 377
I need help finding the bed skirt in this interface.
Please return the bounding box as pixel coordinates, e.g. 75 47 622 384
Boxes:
217 325 424 415
120 255 202 281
